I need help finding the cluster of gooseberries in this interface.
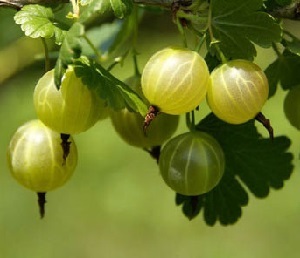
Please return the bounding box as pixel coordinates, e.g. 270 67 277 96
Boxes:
7 46 270 218
140 47 269 196
7 66 108 217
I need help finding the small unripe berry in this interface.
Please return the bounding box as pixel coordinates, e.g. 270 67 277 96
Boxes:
110 109 179 148
159 132 225 196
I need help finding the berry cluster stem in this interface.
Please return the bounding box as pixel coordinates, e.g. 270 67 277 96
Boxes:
255 112 274 140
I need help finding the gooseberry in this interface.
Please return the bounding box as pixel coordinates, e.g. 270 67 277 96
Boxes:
33 67 106 134
110 109 179 148
7 119 78 217
207 59 269 124
159 131 225 196
7 119 78 192
141 46 210 115
110 76 179 148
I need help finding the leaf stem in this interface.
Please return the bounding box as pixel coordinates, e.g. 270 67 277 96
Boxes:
207 2 214 44
106 56 124 72
176 17 188 48
132 5 141 77
133 52 141 77
206 1 227 63
41 38 51 72
195 33 206 53
83 34 101 61
272 42 282 58
106 50 130 72
185 110 196 131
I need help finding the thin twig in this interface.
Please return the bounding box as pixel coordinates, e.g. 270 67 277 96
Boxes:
0 0 69 9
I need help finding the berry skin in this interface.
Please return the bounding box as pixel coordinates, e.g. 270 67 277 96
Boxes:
7 119 78 193
110 76 179 148
141 46 210 115
159 131 225 196
33 67 106 134
110 109 179 148
207 60 269 124
284 85 300 130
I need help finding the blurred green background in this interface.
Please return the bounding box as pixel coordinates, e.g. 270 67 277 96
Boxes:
1 7 300 258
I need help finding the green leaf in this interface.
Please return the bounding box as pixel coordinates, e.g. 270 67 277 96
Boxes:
265 50 300 97
204 52 221 72
79 0 113 24
210 0 282 60
110 0 133 18
100 11 139 62
73 57 148 115
176 113 293 226
81 22 121 57
283 32 300 56
275 0 292 6
54 22 84 86
79 0 132 25
14 4 66 44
